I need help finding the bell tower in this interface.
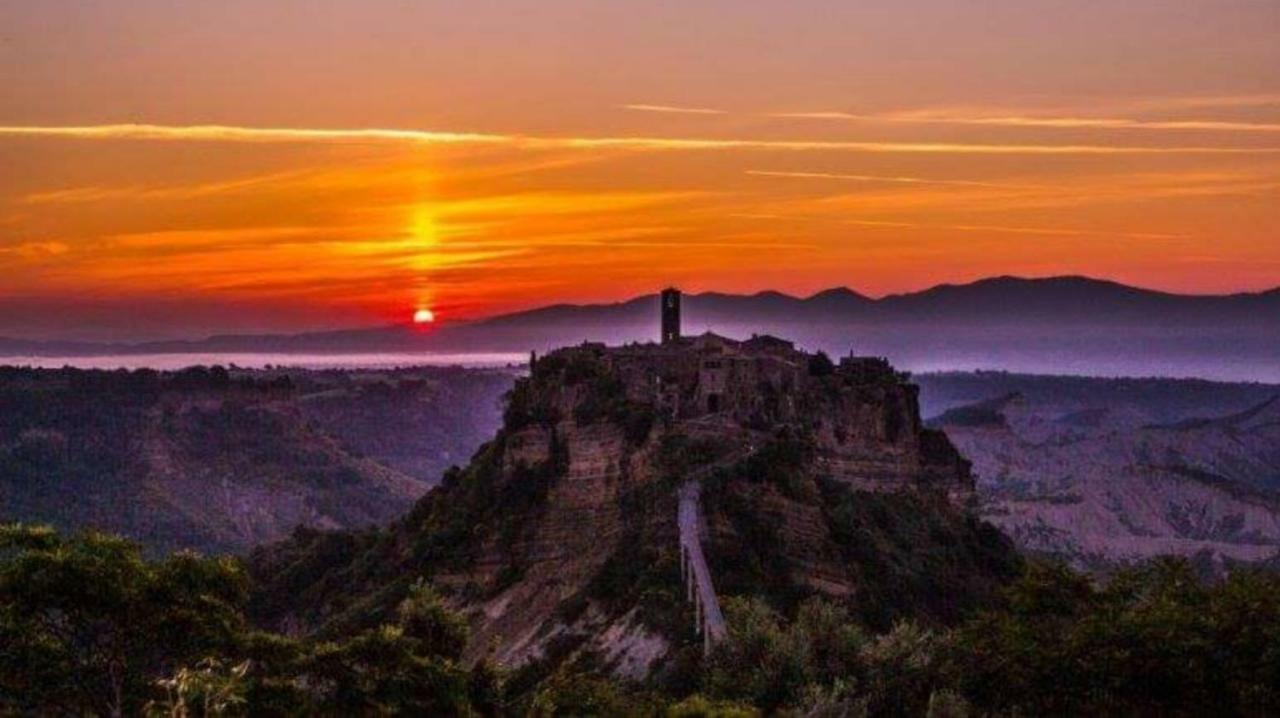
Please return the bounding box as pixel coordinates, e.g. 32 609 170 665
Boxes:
660 287 681 344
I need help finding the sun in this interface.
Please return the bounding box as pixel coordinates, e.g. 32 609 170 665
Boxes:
413 308 436 324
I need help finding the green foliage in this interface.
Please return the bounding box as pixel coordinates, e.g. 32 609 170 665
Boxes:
0 524 489 717
733 428 817 499
704 597 824 710
664 694 758 717
924 689 971 718
503 377 563 431
857 622 945 717
504 352 596 431
702 557 1280 716
292 624 473 715
528 673 634 716
0 524 248 717
706 598 953 718
807 351 836 377
586 477 686 637
146 658 251 718
9 522 1280 717
397 579 470 660
513 348 656 444
656 433 733 483
821 482 1022 629
701 485 805 610
248 398 573 638
570 362 656 445
950 557 1280 717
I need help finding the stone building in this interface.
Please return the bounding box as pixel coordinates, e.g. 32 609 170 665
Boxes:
535 289 973 504
660 287 681 344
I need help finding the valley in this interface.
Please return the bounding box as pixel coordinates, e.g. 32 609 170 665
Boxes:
0 365 511 554
922 373 1280 572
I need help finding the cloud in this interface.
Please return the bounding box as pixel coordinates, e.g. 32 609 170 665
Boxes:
1122 94 1280 112
773 109 1280 133
733 212 1191 239
1 123 1275 155
0 241 70 259
0 124 510 145
621 104 727 115
745 169 1036 190
843 219 1187 240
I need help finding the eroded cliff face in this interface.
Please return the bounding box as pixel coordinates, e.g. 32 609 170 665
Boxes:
0 366 495 555
250 334 1012 679
934 391 1280 571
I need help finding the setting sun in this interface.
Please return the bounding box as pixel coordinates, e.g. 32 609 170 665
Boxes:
412 308 436 324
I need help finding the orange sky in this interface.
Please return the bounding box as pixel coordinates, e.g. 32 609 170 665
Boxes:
1 1 1278 340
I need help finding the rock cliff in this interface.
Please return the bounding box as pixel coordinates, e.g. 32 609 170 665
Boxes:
249 334 1017 681
934 389 1280 571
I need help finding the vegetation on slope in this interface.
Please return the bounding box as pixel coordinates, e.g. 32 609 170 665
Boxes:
0 524 494 716
0 366 511 555
698 557 1280 716
7 523 1280 716
698 429 1019 630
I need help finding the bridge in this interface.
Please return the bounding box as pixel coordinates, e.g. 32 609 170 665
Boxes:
678 480 727 653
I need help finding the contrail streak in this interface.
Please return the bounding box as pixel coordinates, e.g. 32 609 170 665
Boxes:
0 123 1275 154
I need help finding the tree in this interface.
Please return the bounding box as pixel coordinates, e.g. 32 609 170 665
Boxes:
808 352 836 377
0 524 247 717
397 579 469 660
704 597 814 710
146 659 251 718
1 525 485 716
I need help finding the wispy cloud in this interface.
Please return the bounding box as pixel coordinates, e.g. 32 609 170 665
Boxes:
752 211 1186 238
1122 93 1280 112
0 241 70 259
745 169 1036 190
20 170 309 204
843 219 1187 240
739 211 1190 240
779 174 1280 216
621 104 727 115
0 124 511 145
2 123 1275 155
774 108 1280 133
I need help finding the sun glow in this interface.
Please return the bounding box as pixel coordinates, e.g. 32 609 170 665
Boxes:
413 308 435 324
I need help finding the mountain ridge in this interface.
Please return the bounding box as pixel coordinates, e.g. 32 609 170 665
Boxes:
3 275 1278 363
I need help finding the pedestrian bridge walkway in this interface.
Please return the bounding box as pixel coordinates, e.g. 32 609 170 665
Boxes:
678 480 727 653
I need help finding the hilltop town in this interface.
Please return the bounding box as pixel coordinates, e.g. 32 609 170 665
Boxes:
530 288 974 505
250 288 1008 680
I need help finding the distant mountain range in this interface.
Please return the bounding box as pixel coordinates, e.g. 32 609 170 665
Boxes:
4 276 1279 380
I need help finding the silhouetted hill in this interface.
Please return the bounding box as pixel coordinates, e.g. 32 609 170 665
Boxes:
875 276 1280 326
248 334 1017 680
3 276 1278 380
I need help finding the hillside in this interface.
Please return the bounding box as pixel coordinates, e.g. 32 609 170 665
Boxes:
0 365 512 554
924 374 1280 571
248 334 1020 683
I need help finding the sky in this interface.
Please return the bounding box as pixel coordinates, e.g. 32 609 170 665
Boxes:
1 0 1278 341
